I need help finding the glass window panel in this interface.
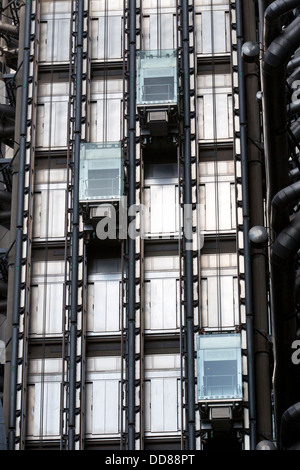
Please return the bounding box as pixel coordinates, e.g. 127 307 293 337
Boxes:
79 142 123 202
197 333 243 401
137 50 178 106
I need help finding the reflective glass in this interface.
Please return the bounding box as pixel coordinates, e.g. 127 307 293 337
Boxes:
79 142 123 202
197 333 243 401
137 50 178 105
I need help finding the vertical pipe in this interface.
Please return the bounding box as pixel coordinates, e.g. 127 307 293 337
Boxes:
181 0 195 450
235 0 257 449
127 0 136 450
68 0 84 450
243 0 273 443
7 0 31 450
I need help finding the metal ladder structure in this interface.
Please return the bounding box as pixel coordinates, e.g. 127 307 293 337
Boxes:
121 0 144 451
7 0 40 450
229 0 256 449
61 0 90 450
177 0 200 451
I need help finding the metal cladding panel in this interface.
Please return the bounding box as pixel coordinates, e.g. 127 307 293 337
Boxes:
90 99 122 143
142 13 177 50
87 280 121 333
27 359 63 440
197 74 233 142
144 354 181 435
85 380 120 435
27 382 61 438
199 181 236 233
200 253 239 330
145 378 180 433
33 185 66 239
36 100 69 148
144 278 179 330
39 17 71 63
195 7 230 55
91 15 123 60
30 282 64 336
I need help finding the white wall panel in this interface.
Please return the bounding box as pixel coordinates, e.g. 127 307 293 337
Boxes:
36 101 68 148
85 380 120 435
195 9 230 55
142 13 177 50
144 278 179 330
143 183 179 236
30 283 64 336
87 280 121 333
144 378 180 433
33 185 66 239
200 253 239 330
27 359 63 440
27 382 61 437
91 16 123 60
39 18 70 63
90 99 122 143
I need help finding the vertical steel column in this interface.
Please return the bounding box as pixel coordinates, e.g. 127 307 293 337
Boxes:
234 0 257 449
8 0 31 450
127 0 137 450
181 0 196 450
68 0 84 450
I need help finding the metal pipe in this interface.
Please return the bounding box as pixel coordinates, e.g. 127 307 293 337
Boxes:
263 16 300 227
7 0 31 450
243 0 273 444
272 179 300 233
287 53 300 72
0 22 18 39
0 104 15 119
235 0 257 449
181 0 195 450
270 213 300 442
0 123 14 138
264 0 300 47
280 402 300 449
263 3 300 445
127 0 137 450
68 0 84 451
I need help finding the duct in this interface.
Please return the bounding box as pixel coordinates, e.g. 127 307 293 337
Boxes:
0 123 14 139
288 99 300 116
0 190 11 205
0 104 15 120
264 0 300 47
270 213 300 442
287 53 300 72
287 64 300 87
280 402 300 449
263 15 300 229
263 3 300 446
271 180 300 232
0 22 18 39
290 118 300 142
0 280 7 297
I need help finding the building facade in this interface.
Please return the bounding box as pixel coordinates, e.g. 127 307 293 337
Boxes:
0 0 299 451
